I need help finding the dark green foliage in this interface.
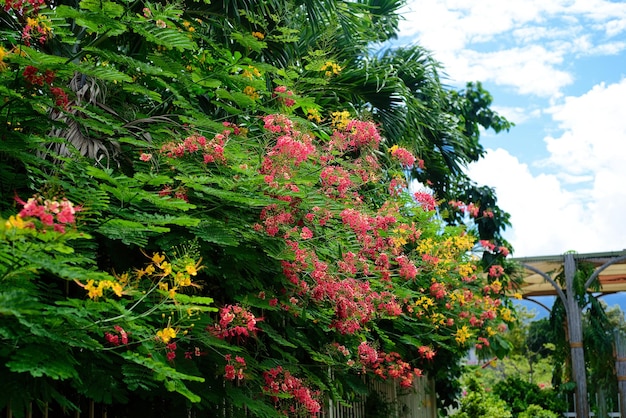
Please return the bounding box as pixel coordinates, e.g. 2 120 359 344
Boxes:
492 377 566 417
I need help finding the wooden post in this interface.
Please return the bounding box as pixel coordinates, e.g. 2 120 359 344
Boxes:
564 253 589 418
615 330 626 416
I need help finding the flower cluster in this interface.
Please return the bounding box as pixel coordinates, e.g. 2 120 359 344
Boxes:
160 132 228 165
263 366 321 416
273 85 295 107
319 166 354 198
479 239 510 257
3 0 46 15
14 194 79 233
413 191 437 212
207 304 260 340
22 14 52 45
156 326 177 343
389 145 420 168
356 342 422 388
320 60 342 77
105 325 129 346
224 354 246 381
260 116 316 188
449 200 480 217
329 119 381 152
84 278 125 299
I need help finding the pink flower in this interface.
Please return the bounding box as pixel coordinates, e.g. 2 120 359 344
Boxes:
414 191 437 211
139 152 152 162
300 227 313 240
390 146 416 168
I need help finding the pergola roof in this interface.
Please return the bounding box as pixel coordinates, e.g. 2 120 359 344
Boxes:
513 250 626 297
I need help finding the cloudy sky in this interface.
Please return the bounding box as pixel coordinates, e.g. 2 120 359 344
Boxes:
395 0 626 258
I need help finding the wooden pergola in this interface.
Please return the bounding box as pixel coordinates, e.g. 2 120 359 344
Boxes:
512 250 626 418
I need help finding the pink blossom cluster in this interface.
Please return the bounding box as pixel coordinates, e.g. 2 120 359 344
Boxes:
328 120 381 153
4 0 45 15
273 86 295 107
418 345 436 361
357 342 422 388
488 264 505 278
256 204 295 237
165 342 177 362
16 194 79 233
104 325 128 346
260 133 315 188
224 354 246 381
207 304 259 340
479 240 510 257
413 191 437 212
263 114 295 135
158 186 188 202
390 146 421 169
448 200 479 217
388 176 408 196
320 166 354 198
396 255 418 280
263 366 321 415
22 66 55 86
160 132 228 164
429 282 447 299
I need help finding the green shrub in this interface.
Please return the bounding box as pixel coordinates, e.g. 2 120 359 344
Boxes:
451 378 512 418
493 377 566 416
518 404 559 418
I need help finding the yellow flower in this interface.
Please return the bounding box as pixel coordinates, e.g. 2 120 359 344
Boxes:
307 108 321 123
185 262 198 276
486 326 497 337
110 282 123 297
251 31 265 40
500 307 513 322
5 215 26 229
160 261 172 276
0 46 9 71
455 325 472 345
458 263 475 277
175 271 191 287
513 292 522 300
243 85 259 100
331 110 351 129
145 264 156 275
388 145 399 154
320 61 342 77
158 281 169 291
156 326 177 343
85 280 103 299
152 253 165 265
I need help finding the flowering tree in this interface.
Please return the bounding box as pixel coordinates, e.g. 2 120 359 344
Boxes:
0 0 516 416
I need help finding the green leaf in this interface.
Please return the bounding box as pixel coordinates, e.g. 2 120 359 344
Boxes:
6 345 79 380
133 22 197 51
79 0 124 17
260 323 297 348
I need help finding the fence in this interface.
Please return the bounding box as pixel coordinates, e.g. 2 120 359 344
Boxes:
2 375 437 418
324 375 436 418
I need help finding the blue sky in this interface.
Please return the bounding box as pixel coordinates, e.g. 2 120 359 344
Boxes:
395 0 626 259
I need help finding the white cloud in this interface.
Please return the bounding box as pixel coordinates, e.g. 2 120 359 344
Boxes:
491 106 540 125
397 0 626 97
465 148 623 257
465 80 626 257
545 79 626 174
